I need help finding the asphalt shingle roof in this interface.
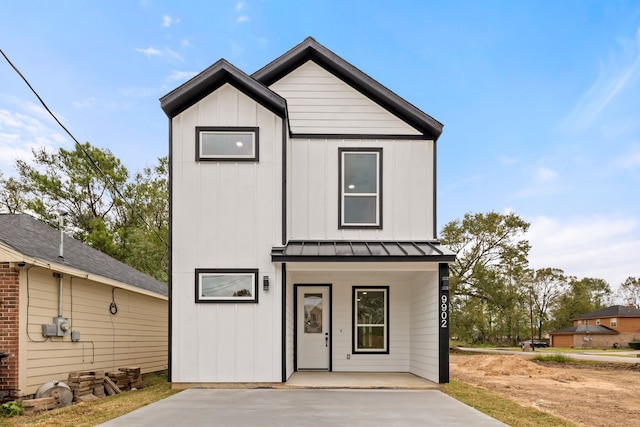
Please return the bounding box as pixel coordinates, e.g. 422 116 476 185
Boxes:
551 324 618 335
0 214 167 297
574 305 640 319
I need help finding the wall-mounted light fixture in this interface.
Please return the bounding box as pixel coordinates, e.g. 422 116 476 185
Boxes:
263 276 270 291
441 276 450 291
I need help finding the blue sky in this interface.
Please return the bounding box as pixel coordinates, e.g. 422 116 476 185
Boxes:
1 1 639 290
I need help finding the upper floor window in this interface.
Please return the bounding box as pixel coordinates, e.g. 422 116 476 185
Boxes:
611 318 617 327
196 127 259 162
339 148 382 228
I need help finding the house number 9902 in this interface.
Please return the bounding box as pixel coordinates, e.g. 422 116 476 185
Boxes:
440 294 448 328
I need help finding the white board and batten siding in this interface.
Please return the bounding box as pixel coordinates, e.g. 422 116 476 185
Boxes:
19 267 167 395
289 138 435 241
171 83 284 383
289 268 439 382
269 61 421 136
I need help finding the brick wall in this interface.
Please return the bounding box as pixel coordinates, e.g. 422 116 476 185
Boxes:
0 262 19 395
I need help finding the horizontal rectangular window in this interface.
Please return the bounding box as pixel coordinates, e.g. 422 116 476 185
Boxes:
195 268 258 303
339 148 382 229
196 127 259 161
353 286 389 353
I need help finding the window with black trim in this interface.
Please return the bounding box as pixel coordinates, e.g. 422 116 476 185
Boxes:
195 268 258 303
353 286 389 353
339 148 382 228
196 127 259 161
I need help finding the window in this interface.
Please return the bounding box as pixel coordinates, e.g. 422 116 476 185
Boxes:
353 287 388 353
339 148 382 228
195 269 258 303
196 127 258 161
595 319 601 325
611 318 617 327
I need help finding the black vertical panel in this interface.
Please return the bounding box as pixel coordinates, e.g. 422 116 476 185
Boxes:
438 262 450 383
281 263 287 382
167 118 173 383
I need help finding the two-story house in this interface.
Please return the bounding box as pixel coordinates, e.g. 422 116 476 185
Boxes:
160 37 455 387
550 305 640 348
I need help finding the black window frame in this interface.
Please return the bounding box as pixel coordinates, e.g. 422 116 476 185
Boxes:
352 286 389 354
338 148 383 229
195 268 259 303
196 126 259 162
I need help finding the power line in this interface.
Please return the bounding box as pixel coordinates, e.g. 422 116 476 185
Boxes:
0 49 168 248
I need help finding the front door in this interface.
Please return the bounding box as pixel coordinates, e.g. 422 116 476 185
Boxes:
296 285 331 370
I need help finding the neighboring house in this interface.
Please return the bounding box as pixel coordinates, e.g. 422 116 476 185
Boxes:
549 305 640 348
160 37 455 386
0 214 168 398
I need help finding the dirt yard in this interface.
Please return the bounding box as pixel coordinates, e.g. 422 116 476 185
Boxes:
450 353 640 427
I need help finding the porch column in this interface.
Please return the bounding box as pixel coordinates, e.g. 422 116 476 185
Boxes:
438 263 450 383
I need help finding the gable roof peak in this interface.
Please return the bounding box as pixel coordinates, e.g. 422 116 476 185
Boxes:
252 36 443 140
160 57 286 119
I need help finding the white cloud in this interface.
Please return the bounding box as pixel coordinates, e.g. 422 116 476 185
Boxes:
135 47 183 62
167 70 198 82
162 15 180 27
561 27 640 132
0 108 68 172
136 47 162 58
236 2 245 11
536 166 558 182
527 214 640 288
236 15 249 23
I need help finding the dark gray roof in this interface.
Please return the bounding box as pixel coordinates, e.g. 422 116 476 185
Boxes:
574 305 640 320
550 324 618 335
271 240 455 263
160 58 287 119
0 214 167 297
252 37 443 140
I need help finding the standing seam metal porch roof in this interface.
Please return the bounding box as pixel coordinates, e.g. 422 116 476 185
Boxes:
271 241 456 262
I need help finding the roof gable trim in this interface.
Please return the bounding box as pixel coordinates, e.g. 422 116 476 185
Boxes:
160 59 287 119
252 37 443 140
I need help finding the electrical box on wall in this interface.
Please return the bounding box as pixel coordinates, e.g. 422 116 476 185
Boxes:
54 317 71 336
42 323 57 337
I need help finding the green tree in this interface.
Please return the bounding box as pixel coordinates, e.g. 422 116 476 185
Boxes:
15 143 129 257
1 143 169 282
0 172 26 213
550 277 612 330
441 212 531 345
117 157 169 282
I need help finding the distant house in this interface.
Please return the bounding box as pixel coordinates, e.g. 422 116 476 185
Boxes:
161 37 455 387
0 214 168 398
550 305 640 348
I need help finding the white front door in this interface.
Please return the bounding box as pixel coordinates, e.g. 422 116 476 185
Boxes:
297 285 330 370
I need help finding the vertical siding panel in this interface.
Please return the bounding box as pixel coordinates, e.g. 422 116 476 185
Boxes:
409 271 438 382
172 84 282 383
307 141 326 238
289 139 434 241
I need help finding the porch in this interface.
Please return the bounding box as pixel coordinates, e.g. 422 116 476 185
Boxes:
284 371 440 389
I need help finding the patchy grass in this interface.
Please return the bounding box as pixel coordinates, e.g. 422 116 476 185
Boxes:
530 353 573 364
3 373 179 427
443 380 578 427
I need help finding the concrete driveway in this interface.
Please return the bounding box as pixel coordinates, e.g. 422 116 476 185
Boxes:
98 389 507 427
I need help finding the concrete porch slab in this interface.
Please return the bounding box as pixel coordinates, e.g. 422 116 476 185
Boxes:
284 372 440 389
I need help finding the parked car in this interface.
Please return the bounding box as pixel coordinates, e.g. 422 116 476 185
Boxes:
518 340 549 348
